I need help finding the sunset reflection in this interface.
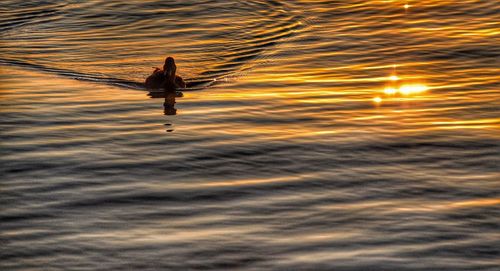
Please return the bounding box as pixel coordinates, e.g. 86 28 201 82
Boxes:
375 66 429 103
383 83 428 96
1 0 499 270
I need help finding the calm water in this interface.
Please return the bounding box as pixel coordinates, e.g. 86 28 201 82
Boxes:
1 0 499 270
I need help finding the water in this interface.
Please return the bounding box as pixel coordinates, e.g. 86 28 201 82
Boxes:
1 0 499 270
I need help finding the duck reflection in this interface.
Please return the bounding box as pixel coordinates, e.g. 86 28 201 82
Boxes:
163 91 177 115
148 90 183 116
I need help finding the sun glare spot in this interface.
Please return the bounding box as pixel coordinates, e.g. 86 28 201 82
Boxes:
374 68 429 104
384 87 397 95
389 75 400 81
399 84 428 95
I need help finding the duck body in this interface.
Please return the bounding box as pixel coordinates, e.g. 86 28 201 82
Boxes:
145 68 165 89
145 57 186 91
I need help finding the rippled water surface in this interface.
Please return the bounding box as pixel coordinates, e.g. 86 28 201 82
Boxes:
1 0 499 270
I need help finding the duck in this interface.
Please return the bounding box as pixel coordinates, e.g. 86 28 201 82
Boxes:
145 57 186 91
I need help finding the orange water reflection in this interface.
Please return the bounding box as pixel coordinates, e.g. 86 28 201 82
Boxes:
374 67 429 104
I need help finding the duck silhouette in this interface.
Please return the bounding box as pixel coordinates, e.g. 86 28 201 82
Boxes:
145 57 186 91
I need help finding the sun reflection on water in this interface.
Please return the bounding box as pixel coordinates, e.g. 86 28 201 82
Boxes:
373 66 429 104
384 83 428 96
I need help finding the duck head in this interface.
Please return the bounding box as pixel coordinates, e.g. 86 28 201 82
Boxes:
163 57 177 81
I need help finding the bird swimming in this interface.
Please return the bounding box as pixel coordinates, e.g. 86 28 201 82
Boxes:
145 57 186 91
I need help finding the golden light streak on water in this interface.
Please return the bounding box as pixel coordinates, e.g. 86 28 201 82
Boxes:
389 75 400 82
317 196 500 213
199 174 315 188
382 83 428 96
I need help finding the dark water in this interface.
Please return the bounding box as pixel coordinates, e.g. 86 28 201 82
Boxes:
1 0 499 270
